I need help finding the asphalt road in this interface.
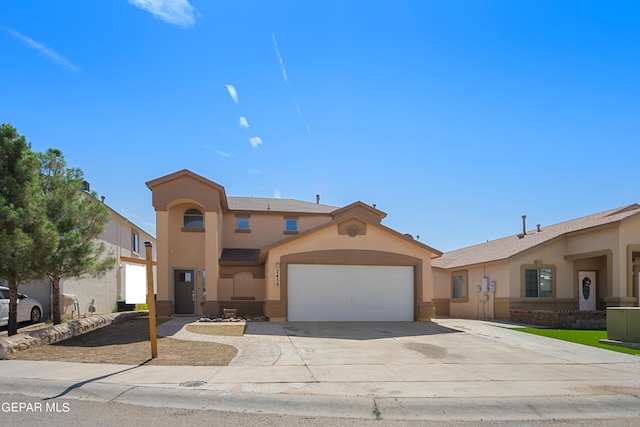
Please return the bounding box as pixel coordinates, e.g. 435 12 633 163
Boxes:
1 392 640 427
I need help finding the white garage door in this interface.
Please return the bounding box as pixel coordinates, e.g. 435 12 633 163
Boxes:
287 264 414 321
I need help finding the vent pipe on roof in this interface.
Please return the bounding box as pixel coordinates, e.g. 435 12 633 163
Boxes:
522 215 527 235
537 224 541 232
101 195 105 203
316 194 320 204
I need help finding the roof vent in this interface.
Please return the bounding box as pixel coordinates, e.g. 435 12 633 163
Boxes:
101 195 105 203
537 224 542 232
316 194 320 204
82 180 90 192
521 215 527 235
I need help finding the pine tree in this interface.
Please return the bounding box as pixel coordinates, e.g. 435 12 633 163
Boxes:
0 124 57 335
38 148 115 325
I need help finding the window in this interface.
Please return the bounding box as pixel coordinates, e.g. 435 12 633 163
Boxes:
184 209 203 229
131 230 139 253
451 271 468 301
525 268 553 297
236 216 250 232
285 218 298 234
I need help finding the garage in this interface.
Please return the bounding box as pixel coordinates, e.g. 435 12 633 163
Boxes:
287 264 414 321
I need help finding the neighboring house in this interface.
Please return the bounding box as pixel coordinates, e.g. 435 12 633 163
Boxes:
432 204 640 320
145 169 442 321
19 201 156 321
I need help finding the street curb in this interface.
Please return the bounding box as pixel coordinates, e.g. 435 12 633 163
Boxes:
0 311 143 359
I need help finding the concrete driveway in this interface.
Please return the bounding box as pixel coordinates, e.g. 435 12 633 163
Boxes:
3 317 640 421
148 317 640 400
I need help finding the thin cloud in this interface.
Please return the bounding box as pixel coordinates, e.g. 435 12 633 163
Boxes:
271 33 312 137
6 28 80 72
239 116 249 128
272 33 288 83
248 169 261 174
274 189 282 199
249 136 263 148
128 0 198 27
201 144 233 158
226 84 239 104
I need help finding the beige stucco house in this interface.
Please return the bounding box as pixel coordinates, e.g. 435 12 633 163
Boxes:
432 205 640 320
19 202 156 320
146 169 442 321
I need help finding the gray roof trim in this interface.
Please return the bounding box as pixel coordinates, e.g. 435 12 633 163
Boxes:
227 196 338 214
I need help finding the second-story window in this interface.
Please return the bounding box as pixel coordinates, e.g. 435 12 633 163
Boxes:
285 219 298 232
184 209 203 229
131 230 139 254
236 216 251 232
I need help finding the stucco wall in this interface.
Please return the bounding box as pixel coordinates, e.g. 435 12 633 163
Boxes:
222 212 331 248
444 260 509 319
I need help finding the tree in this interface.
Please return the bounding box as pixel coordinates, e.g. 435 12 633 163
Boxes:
0 124 57 336
38 148 116 325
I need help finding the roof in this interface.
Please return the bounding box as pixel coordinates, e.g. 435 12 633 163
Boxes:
432 204 640 270
227 196 337 214
220 248 260 264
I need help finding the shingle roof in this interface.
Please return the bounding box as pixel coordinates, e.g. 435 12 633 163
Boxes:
432 204 640 270
220 248 260 264
227 196 337 214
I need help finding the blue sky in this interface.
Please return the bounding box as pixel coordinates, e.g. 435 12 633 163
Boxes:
1 0 639 252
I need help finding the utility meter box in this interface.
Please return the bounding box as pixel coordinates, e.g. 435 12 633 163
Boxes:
481 277 489 292
489 281 496 293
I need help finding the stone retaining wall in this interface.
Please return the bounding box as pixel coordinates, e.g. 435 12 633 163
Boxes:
510 309 606 329
0 311 143 359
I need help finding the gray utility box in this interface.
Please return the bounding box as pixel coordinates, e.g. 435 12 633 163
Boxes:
607 307 640 342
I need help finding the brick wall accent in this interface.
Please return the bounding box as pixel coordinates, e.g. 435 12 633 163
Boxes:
510 309 607 329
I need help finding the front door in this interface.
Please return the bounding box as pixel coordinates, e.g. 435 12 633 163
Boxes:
578 270 597 311
174 269 195 315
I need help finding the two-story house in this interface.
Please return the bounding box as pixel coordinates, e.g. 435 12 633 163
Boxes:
146 169 442 321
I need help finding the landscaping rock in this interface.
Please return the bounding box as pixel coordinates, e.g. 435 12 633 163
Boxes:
0 311 143 359
197 314 267 323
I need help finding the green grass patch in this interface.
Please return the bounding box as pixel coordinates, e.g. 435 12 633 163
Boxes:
514 328 640 356
134 304 149 310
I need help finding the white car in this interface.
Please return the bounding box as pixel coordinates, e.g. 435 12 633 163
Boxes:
0 286 43 326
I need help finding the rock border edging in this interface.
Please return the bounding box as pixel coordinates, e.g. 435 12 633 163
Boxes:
0 311 144 360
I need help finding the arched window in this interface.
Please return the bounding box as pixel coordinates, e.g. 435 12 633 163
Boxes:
183 209 203 229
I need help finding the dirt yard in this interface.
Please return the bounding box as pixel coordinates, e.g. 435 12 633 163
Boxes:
7 316 238 366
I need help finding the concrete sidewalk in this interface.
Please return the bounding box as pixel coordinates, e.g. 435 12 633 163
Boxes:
1 317 640 422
